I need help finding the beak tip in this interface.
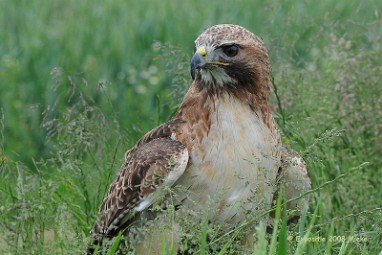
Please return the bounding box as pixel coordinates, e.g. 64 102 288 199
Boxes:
191 69 195 80
190 52 207 80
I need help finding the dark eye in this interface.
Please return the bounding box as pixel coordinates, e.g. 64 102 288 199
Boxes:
222 44 239 57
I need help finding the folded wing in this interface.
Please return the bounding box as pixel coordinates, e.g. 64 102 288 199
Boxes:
90 123 188 239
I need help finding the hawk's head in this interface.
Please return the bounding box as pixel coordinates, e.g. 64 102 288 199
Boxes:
190 24 271 95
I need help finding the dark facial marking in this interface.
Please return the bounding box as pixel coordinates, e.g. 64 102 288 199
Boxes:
222 62 258 91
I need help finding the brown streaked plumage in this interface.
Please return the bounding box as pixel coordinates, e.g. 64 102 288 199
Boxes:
89 24 310 254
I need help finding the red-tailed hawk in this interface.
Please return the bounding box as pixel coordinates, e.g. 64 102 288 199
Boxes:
89 24 310 254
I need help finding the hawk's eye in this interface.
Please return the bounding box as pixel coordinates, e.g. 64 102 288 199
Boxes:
222 44 239 57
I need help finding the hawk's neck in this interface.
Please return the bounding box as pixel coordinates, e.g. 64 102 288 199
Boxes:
172 82 280 151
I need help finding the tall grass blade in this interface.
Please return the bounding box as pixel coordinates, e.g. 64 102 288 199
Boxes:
199 212 209 255
252 222 267 255
107 231 122 255
277 197 288 255
269 189 283 255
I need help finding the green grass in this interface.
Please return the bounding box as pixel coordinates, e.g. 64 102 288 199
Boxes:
1 0 382 254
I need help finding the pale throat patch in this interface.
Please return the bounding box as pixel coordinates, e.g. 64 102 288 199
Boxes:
199 67 237 89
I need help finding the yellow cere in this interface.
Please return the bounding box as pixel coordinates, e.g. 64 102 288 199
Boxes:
196 47 207 57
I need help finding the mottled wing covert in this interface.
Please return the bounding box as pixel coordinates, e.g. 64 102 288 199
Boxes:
91 123 188 238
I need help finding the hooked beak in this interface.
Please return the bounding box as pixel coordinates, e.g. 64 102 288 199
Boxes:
190 51 207 80
190 46 230 80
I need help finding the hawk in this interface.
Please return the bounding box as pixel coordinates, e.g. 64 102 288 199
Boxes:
89 24 310 254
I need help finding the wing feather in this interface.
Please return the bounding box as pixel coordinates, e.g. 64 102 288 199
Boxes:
91 122 188 238
278 146 311 223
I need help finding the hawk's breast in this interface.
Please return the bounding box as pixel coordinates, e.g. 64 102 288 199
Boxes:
176 94 281 225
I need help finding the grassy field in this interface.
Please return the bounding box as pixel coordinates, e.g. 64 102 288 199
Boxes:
1 0 382 254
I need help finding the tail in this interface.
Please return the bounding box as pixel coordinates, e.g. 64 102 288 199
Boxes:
87 223 105 255
87 234 103 255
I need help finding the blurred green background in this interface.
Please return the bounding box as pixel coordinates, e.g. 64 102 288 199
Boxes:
0 0 382 254
1 0 380 164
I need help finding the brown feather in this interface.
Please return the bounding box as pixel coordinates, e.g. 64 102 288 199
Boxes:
90 122 188 238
